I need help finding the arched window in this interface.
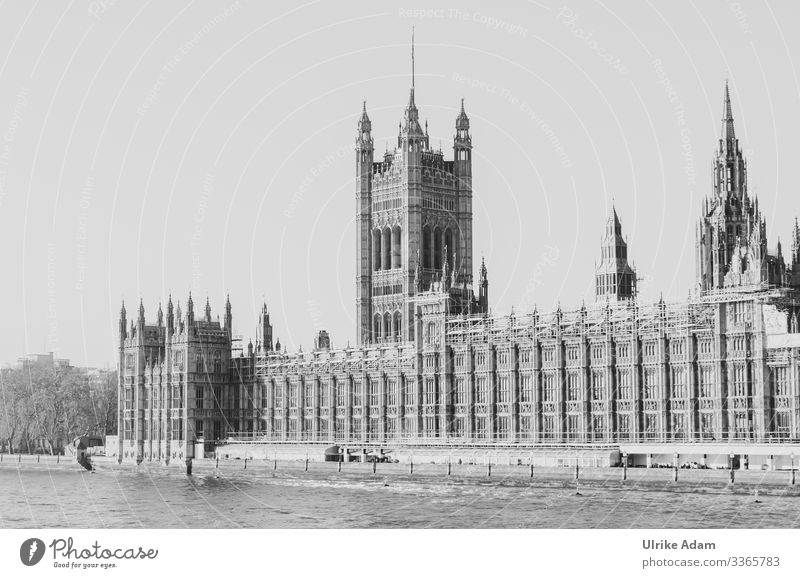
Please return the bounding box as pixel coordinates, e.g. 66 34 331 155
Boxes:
392 226 402 268
451 228 461 272
372 229 382 271
434 227 442 269
382 228 391 271
374 314 382 342
393 311 402 341
444 228 453 269
213 351 221 373
423 225 432 269
383 312 392 341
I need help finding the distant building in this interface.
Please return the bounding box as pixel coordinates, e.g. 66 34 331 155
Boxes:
15 352 72 371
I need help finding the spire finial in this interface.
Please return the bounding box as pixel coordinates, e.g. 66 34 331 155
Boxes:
722 80 735 142
411 26 415 93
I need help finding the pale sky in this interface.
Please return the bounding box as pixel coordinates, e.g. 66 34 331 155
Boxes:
0 0 798 367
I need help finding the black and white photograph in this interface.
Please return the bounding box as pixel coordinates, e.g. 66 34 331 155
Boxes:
1 1 799 575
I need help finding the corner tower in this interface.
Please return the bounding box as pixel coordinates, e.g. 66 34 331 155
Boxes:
356 34 476 345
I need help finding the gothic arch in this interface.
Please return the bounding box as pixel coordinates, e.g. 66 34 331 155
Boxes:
372 229 382 271
434 226 442 269
382 228 391 271
383 312 392 342
393 311 402 341
444 228 453 269
392 225 402 269
423 225 432 269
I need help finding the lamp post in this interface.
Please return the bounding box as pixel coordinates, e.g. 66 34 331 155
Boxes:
792 453 795 486
673 452 679 482
729 452 735 485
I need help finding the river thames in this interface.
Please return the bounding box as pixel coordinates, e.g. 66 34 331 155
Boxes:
2 463 800 529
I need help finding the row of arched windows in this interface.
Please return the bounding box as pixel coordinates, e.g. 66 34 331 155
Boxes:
422 225 458 270
373 311 402 342
373 226 402 271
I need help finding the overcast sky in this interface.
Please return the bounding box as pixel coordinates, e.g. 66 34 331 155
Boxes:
0 0 798 367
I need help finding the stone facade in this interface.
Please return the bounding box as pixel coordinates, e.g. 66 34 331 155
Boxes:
118 76 800 465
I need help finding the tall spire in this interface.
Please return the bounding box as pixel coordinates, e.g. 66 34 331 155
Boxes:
411 26 415 102
401 28 423 139
606 203 622 236
722 80 736 145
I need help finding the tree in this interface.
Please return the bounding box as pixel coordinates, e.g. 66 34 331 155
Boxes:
0 363 118 454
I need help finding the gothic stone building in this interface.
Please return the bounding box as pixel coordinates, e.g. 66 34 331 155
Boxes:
118 80 800 465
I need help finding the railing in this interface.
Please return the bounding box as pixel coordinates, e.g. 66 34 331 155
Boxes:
221 431 800 446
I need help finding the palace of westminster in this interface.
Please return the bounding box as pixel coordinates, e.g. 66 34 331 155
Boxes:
117 58 800 464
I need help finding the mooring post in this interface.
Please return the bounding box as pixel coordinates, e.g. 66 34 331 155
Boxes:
488 463 492 477
447 462 451 476
530 463 534 478
372 461 376 474
56 454 59 464
410 461 414 475
338 459 342 473
37 455 40 463
575 461 579 481
305 458 309 472
18 454 21 463
674 465 678 483
243 457 247 470
273 456 277 471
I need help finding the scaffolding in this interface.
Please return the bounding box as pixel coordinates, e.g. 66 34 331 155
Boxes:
444 296 719 346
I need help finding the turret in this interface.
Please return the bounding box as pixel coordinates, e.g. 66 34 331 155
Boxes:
479 257 489 313
205 297 212 323
454 98 472 179
224 294 232 335
167 295 174 334
356 99 375 346
119 301 127 342
157 302 163 327
259 302 273 352
137 299 145 328
792 217 800 266
441 245 452 292
186 292 194 325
